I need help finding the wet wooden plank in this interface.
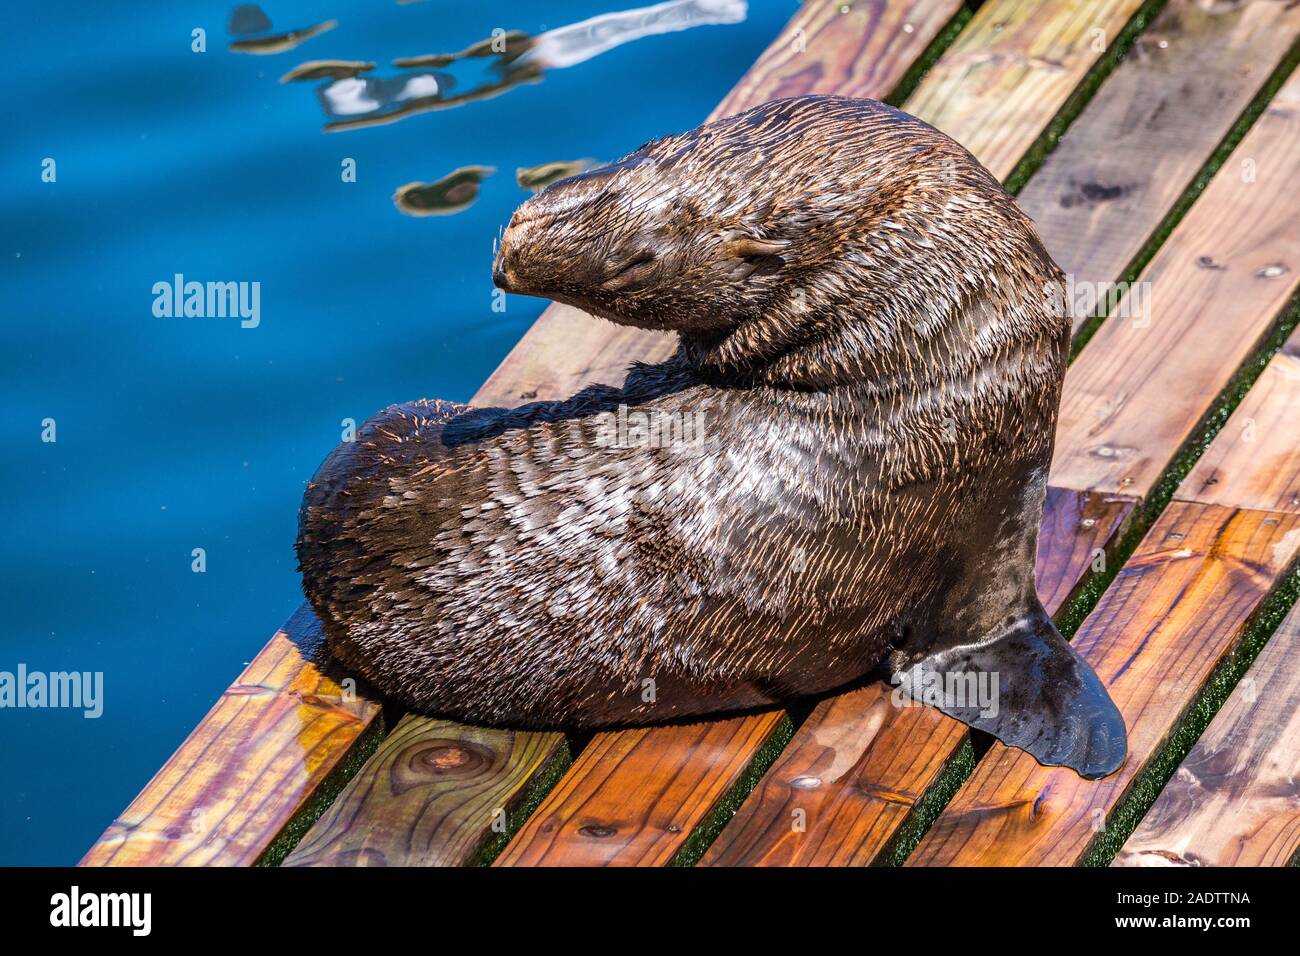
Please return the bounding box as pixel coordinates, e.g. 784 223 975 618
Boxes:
476 303 675 407
700 490 1133 866
495 712 786 866
1113 597 1300 867
1035 486 1138 614
907 502 1300 866
903 0 1147 179
1112 321 1300 868
283 717 567 867
700 686 963 867
1051 70 1300 498
712 0 965 118
1178 327 1300 516
1019 0 1300 332
276 0 954 867
80 606 382 866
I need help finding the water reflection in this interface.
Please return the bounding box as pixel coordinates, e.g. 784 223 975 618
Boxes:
306 0 746 131
322 62 540 132
393 30 534 70
235 0 748 217
228 4 272 35
517 159 597 192
318 71 463 122
393 166 496 217
229 17 337 56
518 0 746 70
280 60 376 83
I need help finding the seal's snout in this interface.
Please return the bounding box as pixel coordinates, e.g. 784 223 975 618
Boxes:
494 165 632 299
493 218 531 294
494 194 565 296
491 245 514 293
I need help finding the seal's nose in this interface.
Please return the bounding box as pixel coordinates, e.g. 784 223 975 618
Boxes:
495 209 547 294
492 253 512 292
493 230 518 292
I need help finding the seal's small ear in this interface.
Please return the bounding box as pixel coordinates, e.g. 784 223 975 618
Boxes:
724 236 787 259
892 601 1127 779
722 232 788 278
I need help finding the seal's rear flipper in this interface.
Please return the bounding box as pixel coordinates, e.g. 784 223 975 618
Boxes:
892 606 1126 779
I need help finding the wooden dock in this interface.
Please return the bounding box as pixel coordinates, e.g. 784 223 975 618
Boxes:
81 0 1300 868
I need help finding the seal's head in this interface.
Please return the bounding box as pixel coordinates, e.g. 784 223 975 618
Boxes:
493 95 1046 368
493 129 793 336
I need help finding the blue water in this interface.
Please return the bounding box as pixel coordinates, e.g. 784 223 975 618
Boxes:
0 0 791 865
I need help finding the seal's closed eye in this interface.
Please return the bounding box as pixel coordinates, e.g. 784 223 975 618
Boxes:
601 251 659 291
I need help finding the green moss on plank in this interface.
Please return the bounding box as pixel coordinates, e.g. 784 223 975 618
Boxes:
257 711 386 867
671 714 795 866
471 737 574 866
883 4 974 109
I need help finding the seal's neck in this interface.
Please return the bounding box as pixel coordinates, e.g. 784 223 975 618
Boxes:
675 280 981 395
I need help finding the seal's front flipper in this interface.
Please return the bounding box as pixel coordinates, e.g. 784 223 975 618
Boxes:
892 605 1126 779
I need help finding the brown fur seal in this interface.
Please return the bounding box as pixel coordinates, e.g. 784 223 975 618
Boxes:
297 95 1127 778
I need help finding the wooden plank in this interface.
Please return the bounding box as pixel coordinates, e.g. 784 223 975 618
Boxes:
490 0 1155 868
1035 486 1138 614
476 304 675 406
1178 327 1300 515
700 687 965 867
476 0 964 406
495 712 786 866
1112 324 1300 867
276 0 955 867
703 66 1300 868
711 0 965 119
1051 71 1300 497
1112 597 1300 867
282 717 567 866
80 606 382 866
906 503 1300 866
903 0 1146 180
1018 0 1300 331
701 491 1133 866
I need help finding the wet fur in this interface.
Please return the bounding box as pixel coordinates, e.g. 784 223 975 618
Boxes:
297 97 1121 771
